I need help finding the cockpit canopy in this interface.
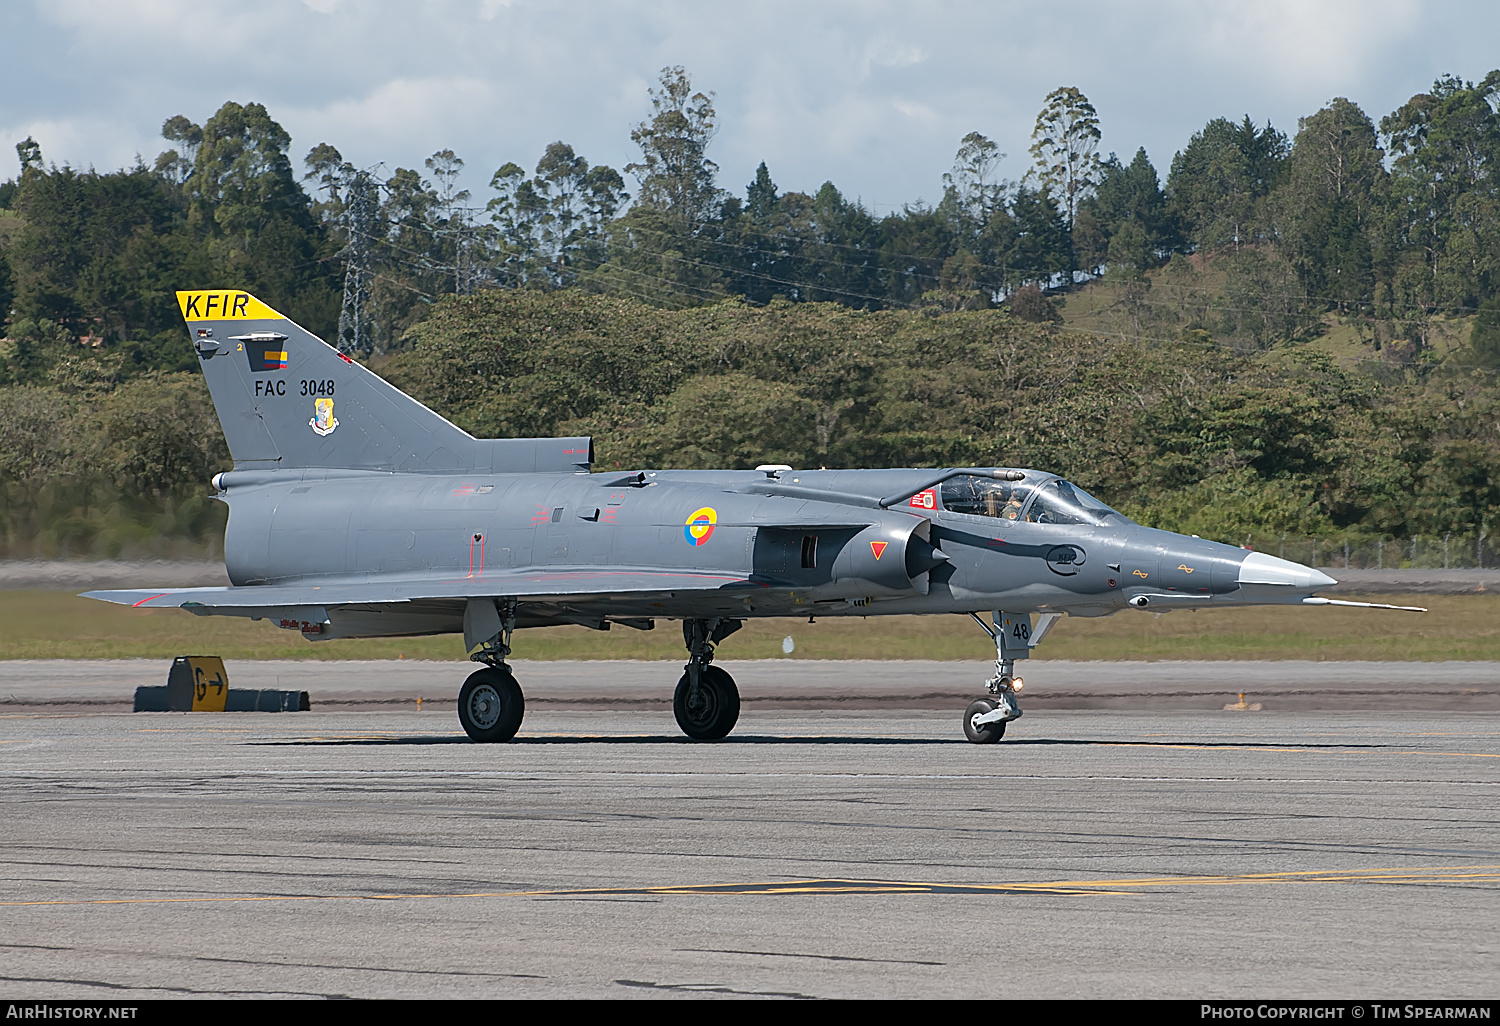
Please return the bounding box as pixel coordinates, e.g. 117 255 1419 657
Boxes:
938 474 1127 527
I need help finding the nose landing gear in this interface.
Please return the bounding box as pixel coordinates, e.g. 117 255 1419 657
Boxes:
963 610 1058 744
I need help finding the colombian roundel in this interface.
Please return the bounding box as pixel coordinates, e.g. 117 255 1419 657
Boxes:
684 507 717 546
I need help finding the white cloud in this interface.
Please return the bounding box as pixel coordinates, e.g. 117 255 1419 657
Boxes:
892 99 940 122
868 43 927 71
1 0 1494 206
282 76 505 170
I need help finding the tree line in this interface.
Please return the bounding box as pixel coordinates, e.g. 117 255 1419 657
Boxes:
3 66 1499 368
5 286 1496 559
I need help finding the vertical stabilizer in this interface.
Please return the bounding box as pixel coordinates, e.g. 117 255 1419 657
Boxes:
180 290 588 475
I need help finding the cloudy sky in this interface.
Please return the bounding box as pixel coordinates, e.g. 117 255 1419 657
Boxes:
2 0 1496 211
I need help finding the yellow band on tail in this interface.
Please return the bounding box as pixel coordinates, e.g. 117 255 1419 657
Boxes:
176 290 284 322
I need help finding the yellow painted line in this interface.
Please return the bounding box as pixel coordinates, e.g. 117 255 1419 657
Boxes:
1400 731 1500 737
5 866 1497 909
0 885 1125 908
1101 742 1311 754
1005 865 1500 890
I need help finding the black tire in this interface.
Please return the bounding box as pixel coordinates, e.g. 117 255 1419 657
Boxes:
458 667 525 742
963 697 1006 744
673 666 740 740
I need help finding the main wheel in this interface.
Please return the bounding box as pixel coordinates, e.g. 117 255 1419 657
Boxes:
673 666 740 740
963 697 1006 744
458 667 525 742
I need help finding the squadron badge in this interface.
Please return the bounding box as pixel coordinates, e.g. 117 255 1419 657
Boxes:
310 397 339 436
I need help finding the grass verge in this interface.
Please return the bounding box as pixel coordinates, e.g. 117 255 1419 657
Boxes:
2 590 1495 661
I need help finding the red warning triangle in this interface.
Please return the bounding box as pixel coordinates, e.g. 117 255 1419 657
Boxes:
870 540 888 560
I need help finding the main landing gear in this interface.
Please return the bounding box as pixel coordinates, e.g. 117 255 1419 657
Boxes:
458 598 526 743
454 604 747 743
459 666 525 743
674 618 743 740
962 610 1060 744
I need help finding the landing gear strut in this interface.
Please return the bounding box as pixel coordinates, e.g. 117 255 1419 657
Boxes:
962 610 1058 744
674 618 742 740
458 598 525 742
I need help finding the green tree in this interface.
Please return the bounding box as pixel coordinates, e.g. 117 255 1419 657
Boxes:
1009 186 1071 283
1214 246 1302 348
1380 72 1500 312
1167 116 1288 252
190 101 309 245
374 166 444 340
945 132 1007 224
625 66 726 232
1274 98 1384 307
301 141 348 224
596 67 732 306
187 101 338 332
1028 87 1103 230
745 161 778 222
1473 296 1500 365
15 138 42 175
877 201 960 308
154 115 202 185
488 144 627 289
424 149 481 294
805 183 885 307
487 161 548 286
8 164 177 332
1080 147 1175 273
534 142 627 280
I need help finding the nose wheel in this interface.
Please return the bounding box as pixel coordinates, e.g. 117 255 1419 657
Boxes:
964 698 1006 743
963 689 1022 744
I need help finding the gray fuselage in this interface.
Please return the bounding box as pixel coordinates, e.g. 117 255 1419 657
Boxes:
214 464 1296 639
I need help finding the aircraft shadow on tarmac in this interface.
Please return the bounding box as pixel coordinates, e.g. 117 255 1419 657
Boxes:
247 735 1395 749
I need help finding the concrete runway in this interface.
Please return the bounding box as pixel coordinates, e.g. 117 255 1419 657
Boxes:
1 705 1497 999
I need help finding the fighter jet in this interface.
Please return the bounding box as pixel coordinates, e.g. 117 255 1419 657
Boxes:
84 290 1423 744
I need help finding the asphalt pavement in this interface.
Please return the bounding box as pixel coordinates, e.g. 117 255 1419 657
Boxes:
1 706 1497 998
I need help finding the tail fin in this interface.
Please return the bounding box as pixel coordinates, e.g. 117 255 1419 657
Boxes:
179 290 590 474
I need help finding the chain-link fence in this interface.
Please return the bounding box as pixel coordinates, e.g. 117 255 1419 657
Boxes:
1231 532 1497 570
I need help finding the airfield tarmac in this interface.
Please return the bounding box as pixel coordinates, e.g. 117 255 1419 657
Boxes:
2 698 1497 998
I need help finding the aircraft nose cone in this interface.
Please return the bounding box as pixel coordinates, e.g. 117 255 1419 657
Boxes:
1237 551 1337 591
